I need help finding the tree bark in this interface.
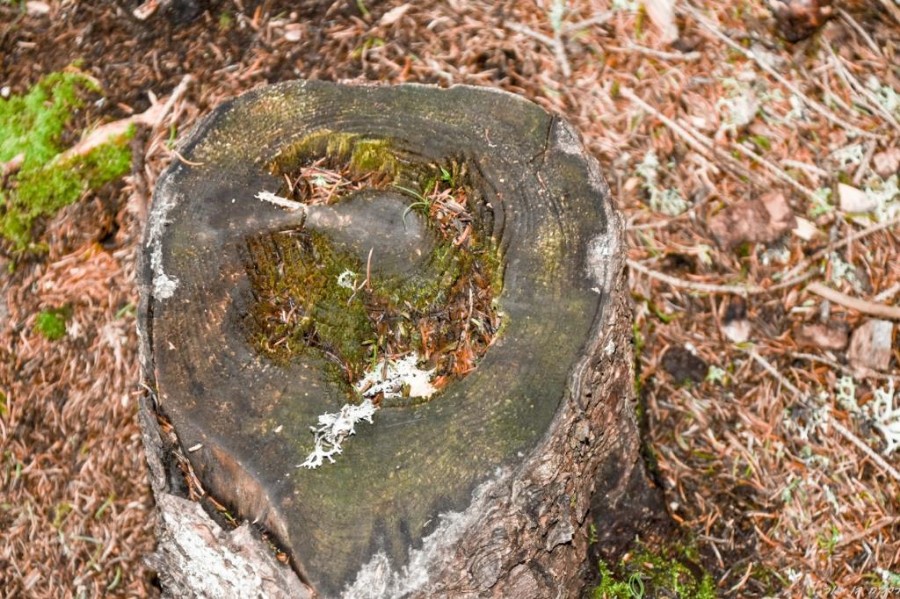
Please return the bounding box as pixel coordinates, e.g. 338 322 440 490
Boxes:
137 81 669 598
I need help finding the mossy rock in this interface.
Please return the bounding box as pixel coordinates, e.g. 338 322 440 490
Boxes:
138 81 640 597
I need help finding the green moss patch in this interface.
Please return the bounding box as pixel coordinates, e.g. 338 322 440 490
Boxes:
594 546 715 599
34 306 71 341
0 71 132 251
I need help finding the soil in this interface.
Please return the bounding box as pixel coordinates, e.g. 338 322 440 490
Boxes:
1 1 898 597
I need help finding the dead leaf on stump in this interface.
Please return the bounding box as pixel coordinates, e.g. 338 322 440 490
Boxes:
848 319 894 372
709 192 797 250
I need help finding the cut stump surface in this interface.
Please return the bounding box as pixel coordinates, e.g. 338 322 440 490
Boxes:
138 81 650 597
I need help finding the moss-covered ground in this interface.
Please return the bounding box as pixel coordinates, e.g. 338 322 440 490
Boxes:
0 71 132 252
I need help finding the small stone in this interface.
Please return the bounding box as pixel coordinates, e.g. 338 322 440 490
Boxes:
709 192 796 249
848 319 894 372
26 1 50 16
872 148 900 180
791 216 819 241
283 24 303 42
795 322 848 351
661 346 708 384
838 183 878 213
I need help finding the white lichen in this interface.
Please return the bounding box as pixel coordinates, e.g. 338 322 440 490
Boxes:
336 269 358 290
146 179 180 300
298 399 377 469
355 354 437 400
808 187 833 218
870 174 900 223
255 190 304 211
300 354 437 470
829 143 865 169
636 150 688 216
867 76 900 117
863 381 900 456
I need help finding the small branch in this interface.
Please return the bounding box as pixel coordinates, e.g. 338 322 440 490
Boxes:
255 190 305 212
874 283 900 303
56 74 193 163
561 11 613 34
837 9 882 57
747 350 900 485
628 259 815 296
806 282 900 321
607 44 701 62
681 3 883 140
628 259 763 295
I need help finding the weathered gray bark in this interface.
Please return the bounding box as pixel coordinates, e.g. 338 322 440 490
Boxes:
137 81 669 598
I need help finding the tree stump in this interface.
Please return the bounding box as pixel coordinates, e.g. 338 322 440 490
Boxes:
137 81 666 598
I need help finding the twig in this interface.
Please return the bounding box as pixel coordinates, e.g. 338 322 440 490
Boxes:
628 258 815 296
790 352 899 382
170 149 204 167
806 282 900 321
561 11 612 34
154 74 194 133
853 142 877 187
747 350 900 484
505 21 571 78
781 159 829 179
628 259 763 295
681 3 882 140
255 190 304 211
607 44 701 62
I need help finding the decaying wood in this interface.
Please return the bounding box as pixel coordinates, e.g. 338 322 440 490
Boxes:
137 81 669 597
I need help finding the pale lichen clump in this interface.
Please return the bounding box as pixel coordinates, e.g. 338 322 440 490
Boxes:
299 399 378 469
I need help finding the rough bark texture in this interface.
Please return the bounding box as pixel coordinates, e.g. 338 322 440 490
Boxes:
137 80 668 598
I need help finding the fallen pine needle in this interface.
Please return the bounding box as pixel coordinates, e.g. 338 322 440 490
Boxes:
748 350 900 485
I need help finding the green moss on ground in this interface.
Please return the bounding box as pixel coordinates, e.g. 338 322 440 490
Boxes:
593 545 716 599
34 307 71 341
0 71 132 251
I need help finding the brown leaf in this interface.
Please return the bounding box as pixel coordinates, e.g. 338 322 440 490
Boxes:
795 323 849 351
708 192 797 249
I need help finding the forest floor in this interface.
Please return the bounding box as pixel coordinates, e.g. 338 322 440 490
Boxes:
1 0 898 597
